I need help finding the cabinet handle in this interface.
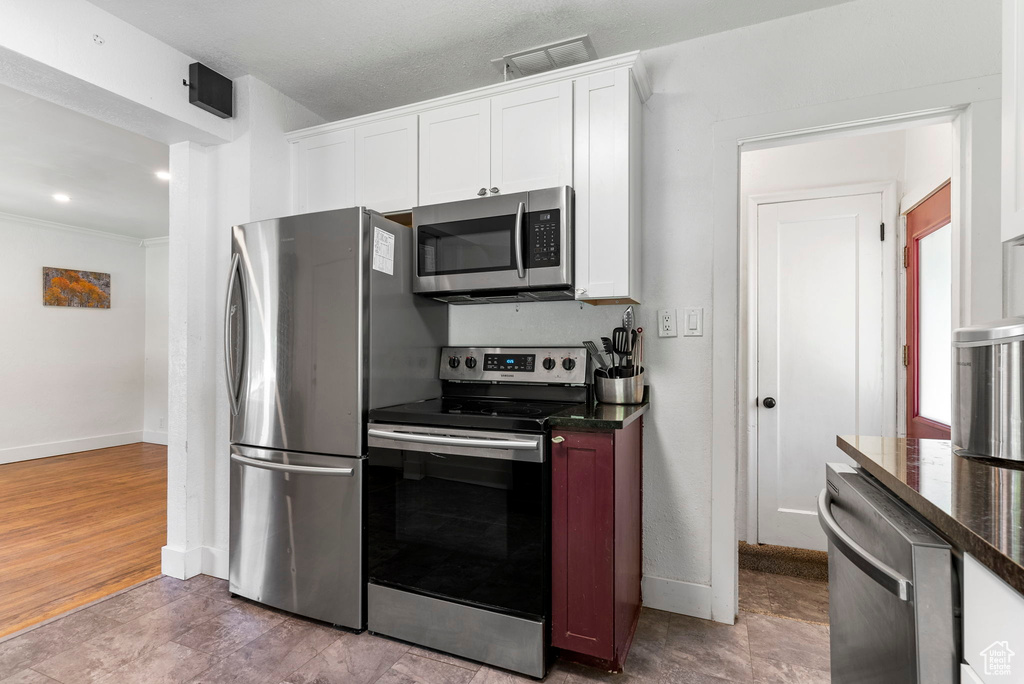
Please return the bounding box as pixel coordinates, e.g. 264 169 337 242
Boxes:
477 188 487 196
551 436 565 443
489 187 500 194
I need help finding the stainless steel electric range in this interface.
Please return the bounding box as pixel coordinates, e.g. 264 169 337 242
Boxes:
365 346 589 679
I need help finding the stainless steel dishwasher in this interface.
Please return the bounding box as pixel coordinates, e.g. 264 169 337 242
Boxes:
818 463 958 683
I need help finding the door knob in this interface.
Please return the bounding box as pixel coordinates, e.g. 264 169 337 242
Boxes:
477 188 487 196
762 397 777 409
489 187 500 194
551 436 565 443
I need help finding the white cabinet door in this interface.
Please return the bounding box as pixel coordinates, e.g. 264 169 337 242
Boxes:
573 68 641 303
419 100 490 205
293 129 355 214
490 81 573 196
1004 0 1024 242
354 115 418 213
963 553 1024 681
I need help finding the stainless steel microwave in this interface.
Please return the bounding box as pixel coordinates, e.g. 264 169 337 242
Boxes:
412 186 573 303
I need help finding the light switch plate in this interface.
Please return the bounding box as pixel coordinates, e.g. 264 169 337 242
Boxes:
683 307 703 337
658 309 677 338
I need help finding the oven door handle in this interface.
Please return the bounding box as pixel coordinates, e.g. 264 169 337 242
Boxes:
514 200 526 279
367 428 539 450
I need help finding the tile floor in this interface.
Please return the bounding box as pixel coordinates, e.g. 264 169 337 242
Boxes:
0 574 831 684
737 569 829 625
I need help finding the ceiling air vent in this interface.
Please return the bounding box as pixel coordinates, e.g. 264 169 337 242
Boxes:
492 35 598 80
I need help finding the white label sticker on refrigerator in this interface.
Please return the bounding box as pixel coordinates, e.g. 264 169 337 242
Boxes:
372 227 395 275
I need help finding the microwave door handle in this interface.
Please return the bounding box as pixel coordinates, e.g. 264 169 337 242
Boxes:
515 201 526 279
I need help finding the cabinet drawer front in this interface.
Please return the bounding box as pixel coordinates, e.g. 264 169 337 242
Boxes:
964 553 1024 682
551 430 616 659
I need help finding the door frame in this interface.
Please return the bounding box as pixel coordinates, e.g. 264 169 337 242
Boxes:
710 74 999 625
743 182 899 546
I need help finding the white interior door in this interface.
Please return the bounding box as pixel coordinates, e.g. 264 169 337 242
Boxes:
757 193 884 550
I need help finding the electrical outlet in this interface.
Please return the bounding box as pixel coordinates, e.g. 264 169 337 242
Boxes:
658 309 677 338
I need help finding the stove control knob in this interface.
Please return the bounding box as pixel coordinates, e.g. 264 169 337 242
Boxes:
542 357 557 371
562 358 576 371
464 357 477 369
448 356 461 369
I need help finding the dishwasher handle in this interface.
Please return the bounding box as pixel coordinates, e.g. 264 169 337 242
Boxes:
817 488 914 602
230 452 355 476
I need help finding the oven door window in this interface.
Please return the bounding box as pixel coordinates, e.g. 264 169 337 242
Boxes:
417 215 518 276
367 448 547 620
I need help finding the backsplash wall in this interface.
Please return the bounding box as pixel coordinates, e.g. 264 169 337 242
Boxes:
448 300 630 348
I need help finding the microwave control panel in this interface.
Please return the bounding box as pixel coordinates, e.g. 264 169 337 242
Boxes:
526 209 561 268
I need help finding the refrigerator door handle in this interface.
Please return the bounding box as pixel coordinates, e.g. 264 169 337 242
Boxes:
224 252 243 416
230 452 355 476
817 488 914 602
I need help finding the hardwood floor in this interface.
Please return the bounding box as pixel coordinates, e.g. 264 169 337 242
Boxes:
0 443 166 639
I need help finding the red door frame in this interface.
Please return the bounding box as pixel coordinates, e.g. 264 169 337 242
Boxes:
906 180 952 440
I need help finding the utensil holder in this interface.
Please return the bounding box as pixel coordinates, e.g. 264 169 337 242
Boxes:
595 368 645 405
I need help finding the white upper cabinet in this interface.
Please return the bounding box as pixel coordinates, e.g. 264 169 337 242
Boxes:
1005 0 1024 242
288 52 649 302
490 81 573 195
418 82 574 205
355 115 418 213
293 128 355 214
419 100 491 205
573 68 642 303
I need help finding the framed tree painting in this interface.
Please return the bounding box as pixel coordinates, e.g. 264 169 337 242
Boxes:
42 267 111 308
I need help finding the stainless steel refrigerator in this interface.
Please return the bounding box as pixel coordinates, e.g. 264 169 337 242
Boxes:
224 207 447 628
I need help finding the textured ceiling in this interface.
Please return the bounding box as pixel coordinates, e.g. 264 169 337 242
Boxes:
88 0 857 121
0 82 169 239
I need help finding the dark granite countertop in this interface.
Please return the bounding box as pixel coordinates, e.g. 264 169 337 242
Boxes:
837 435 1024 595
548 388 649 430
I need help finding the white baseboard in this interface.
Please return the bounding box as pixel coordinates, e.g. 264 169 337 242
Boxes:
643 575 713 620
0 431 144 465
161 544 203 580
142 430 168 446
202 546 229 580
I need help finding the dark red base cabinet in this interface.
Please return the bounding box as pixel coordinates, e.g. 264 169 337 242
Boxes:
551 419 643 672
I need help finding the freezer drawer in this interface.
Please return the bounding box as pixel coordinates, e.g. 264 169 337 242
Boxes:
229 444 363 628
818 463 956 684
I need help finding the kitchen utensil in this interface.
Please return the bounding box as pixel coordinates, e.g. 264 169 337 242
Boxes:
635 327 644 371
622 305 634 332
583 341 609 371
613 327 633 375
601 336 616 373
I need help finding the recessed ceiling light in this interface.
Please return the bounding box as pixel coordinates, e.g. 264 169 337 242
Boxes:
52 193 71 203
155 170 171 181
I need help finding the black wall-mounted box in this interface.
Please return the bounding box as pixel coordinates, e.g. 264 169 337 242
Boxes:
188 62 233 119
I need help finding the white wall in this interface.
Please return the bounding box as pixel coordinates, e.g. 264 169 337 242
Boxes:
144 240 169 444
903 122 954 211
452 0 1001 617
0 215 146 464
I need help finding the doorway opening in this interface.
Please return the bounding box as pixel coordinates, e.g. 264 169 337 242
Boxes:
0 81 171 638
735 119 957 620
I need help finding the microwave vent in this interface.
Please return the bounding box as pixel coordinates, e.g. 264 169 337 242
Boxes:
492 35 597 80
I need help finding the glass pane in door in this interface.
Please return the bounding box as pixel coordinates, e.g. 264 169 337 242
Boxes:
918 223 952 425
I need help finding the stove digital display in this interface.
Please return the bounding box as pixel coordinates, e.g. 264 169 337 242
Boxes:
483 353 535 372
